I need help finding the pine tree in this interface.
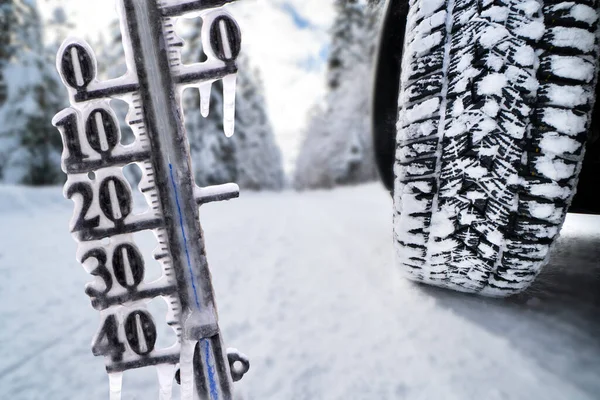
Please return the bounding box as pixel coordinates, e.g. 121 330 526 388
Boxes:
327 0 365 90
293 104 336 189
294 0 384 189
0 0 65 184
0 0 32 178
234 56 285 190
0 2 15 107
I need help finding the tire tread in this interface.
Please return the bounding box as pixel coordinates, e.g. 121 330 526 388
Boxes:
394 0 600 296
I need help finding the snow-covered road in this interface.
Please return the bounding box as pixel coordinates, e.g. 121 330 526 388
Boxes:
1 184 599 399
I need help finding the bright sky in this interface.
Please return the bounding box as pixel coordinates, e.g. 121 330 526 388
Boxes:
39 0 335 173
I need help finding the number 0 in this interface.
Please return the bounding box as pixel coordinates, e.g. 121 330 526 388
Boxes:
125 311 157 356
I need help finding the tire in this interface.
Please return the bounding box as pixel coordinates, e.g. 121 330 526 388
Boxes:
393 0 600 296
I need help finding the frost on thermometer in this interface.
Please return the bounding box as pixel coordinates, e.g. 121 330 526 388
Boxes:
51 0 249 399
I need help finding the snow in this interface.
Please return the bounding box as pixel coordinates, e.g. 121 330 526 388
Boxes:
1 184 600 399
543 84 588 108
548 55 595 83
513 46 535 67
403 98 441 125
481 6 508 22
415 10 446 37
414 31 443 56
547 27 595 52
570 4 599 25
527 180 572 201
538 133 582 156
478 74 507 96
478 26 508 49
533 156 576 181
541 108 587 136
414 0 444 21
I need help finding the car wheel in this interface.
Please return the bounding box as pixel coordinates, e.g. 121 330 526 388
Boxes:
393 0 600 296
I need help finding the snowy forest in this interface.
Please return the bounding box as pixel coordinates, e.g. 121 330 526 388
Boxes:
294 0 384 189
0 0 384 191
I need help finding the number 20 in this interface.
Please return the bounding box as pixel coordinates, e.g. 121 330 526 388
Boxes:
67 175 133 233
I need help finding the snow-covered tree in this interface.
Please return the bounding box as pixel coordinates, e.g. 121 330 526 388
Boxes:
0 0 65 184
0 0 33 179
326 0 365 90
294 0 383 189
181 18 285 190
232 55 286 190
0 2 17 107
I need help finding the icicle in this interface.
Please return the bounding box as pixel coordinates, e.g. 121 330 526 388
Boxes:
222 74 237 137
180 339 196 400
108 372 123 400
156 364 176 400
199 82 212 118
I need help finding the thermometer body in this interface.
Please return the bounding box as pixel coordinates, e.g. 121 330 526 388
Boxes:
52 1 248 398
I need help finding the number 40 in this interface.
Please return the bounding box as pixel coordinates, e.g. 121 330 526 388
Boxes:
92 310 157 362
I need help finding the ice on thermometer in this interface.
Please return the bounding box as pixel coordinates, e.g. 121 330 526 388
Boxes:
52 0 249 399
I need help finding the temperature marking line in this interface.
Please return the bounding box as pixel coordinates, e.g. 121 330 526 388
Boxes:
74 83 140 102
154 252 169 260
90 285 178 310
173 64 237 85
169 164 201 310
66 150 150 174
106 352 180 373
76 217 163 241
